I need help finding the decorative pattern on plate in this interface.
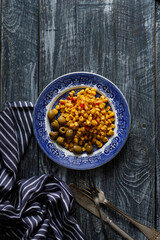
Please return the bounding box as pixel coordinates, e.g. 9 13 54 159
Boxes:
33 72 130 170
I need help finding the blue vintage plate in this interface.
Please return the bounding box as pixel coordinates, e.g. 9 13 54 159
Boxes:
33 72 130 170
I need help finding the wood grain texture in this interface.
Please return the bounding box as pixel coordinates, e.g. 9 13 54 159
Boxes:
74 1 117 239
0 0 39 182
0 0 158 239
0 0 1 108
38 0 69 181
115 0 155 239
39 1 117 239
0 1 2 109
156 0 160 231
1 0 39 104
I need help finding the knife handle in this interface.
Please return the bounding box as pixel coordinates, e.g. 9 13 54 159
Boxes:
104 217 135 240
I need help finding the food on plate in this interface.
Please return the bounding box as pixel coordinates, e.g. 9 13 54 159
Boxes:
48 87 115 154
66 129 74 139
51 120 60 130
49 131 59 140
58 116 66 125
56 136 65 145
86 144 94 154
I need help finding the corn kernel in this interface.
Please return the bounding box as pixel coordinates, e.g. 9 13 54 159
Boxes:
70 123 74 128
88 116 92 121
99 103 105 109
101 109 106 114
84 136 88 140
79 140 83 145
81 127 85 132
108 112 115 118
56 105 60 110
74 138 78 144
90 108 96 114
69 143 74 147
84 113 88 118
65 144 69 149
111 124 115 129
79 116 84 122
86 120 91 126
75 115 79 120
101 115 105 120
81 110 85 115
92 138 96 143
101 126 106 131
74 122 79 127
97 142 103 148
80 89 84 94
91 120 97 126
103 137 108 143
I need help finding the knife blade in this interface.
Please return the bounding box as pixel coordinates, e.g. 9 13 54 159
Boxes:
69 183 135 240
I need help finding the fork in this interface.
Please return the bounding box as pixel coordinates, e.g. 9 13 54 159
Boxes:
78 179 160 240
88 177 109 240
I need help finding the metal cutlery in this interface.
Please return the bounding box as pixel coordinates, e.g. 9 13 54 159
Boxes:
77 179 160 240
88 177 109 240
69 183 135 240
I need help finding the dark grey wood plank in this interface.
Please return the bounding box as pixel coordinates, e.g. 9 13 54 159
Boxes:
156 0 160 231
38 0 70 179
0 2 6 239
115 0 155 239
77 0 116 78
75 1 117 239
1 0 39 180
39 0 90 179
0 0 1 109
39 1 117 239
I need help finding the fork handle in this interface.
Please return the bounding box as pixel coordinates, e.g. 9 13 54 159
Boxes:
96 204 109 240
104 217 135 240
104 200 160 240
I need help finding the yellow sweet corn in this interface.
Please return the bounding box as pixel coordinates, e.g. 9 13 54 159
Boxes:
49 87 115 153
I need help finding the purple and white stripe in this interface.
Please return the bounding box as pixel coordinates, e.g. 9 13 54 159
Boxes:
0 101 85 240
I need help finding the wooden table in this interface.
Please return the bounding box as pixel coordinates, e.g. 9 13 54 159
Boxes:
0 1 160 239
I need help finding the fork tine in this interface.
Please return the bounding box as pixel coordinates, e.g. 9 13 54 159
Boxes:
90 176 98 192
78 181 92 195
79 179 89 184
79 179 90 188
88 176 99 197
77 179 97 201
79 178 98 195
79 179 90 189
79 185 92 196
77 186 94 201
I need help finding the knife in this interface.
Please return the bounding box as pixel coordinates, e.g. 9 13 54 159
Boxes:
69 183 135 240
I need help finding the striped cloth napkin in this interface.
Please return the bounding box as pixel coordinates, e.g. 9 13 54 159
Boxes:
0 102 85 240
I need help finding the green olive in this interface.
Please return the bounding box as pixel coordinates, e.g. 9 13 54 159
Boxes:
47 110 56 120
73 145 82 154
51 120 60 130
59 127 66 135
66 129 74 139
49 131 59 140
86 144 93 154
56 136 64 145
58 116 66 125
